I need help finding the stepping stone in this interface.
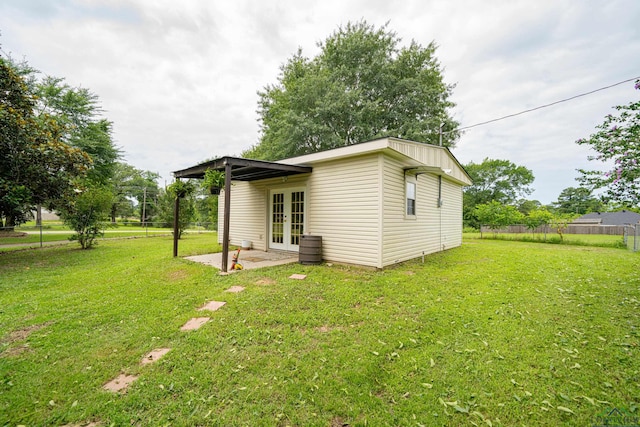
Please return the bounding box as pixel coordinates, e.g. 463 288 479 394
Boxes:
103 373 138 393
225 286 245 293
289 274 307 280
198 301 226 312
180 317 210 331
141 348 171 365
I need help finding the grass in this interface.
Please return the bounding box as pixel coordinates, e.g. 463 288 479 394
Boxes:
0 222 204 249
465 231 627 248
1 235 639 426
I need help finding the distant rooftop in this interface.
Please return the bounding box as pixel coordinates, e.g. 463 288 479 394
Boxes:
573 210 640 226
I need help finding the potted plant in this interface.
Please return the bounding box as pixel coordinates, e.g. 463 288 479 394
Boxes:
203 169 225 195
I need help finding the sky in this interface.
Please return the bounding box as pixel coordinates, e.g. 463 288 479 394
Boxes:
1 0 639 204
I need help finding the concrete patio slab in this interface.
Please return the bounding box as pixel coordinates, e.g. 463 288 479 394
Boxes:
289 274 307 280
198 301 226 312
180 317 210 331
225 286 245 293
103 374 138 393
141 348 171 365
186 250 297 271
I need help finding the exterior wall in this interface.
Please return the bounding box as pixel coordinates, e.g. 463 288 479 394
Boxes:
440 179 463 250
305 154 382 267
218 173 311 250
381 155 441 267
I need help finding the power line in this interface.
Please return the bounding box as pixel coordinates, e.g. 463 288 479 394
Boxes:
448 76 640 133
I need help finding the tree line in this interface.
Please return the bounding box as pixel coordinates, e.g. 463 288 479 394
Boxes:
0 53 217 248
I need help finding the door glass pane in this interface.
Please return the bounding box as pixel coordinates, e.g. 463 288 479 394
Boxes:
290 191 304 245
272 193 284 244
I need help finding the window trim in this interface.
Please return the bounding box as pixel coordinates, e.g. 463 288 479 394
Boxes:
406 178 417 218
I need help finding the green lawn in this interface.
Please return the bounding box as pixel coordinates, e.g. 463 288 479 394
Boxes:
1 235 638 426
464 231 626 248
0 223 196 248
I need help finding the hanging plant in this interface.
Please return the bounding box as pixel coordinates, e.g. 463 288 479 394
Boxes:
203 169 225 195
168 180 195 199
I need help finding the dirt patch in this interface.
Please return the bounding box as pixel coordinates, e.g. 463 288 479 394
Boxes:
1 344 31 358
330 416 350 426
225 285 245 293
166 269 189 281
62 421 101 427
1 322 52 347
255 277 277 286
0 231 28 238
316 325 343 333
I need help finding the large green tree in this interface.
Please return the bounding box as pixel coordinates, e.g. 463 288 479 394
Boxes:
463 158 535 228
244 21 459 160
0 58 91 229
577 80 640 207
553 186 604 214
35 76 120 185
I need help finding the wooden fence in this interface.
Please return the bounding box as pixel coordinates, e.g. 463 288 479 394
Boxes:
480 224 627 235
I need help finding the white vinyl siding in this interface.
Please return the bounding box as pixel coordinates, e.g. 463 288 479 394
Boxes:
387 139 471 186
440 179 463 249
218 174 310 251
304 154 381 267
381 156 447 267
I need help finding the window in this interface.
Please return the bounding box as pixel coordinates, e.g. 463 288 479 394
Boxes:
406 181 416 216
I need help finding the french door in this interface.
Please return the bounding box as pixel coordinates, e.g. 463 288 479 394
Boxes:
269 188 305 251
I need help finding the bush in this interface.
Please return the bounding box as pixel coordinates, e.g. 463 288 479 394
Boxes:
58 186 113 249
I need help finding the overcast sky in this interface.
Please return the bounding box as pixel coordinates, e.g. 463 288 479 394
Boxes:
1 0 639 203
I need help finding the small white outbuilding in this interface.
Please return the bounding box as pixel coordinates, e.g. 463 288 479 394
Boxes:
174 137 472 269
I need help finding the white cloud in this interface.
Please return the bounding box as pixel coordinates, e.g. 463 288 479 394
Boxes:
1 0 638 203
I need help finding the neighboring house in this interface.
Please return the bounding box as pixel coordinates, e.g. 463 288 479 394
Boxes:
30 208 60 221
174 137 472 269
572 210 640 226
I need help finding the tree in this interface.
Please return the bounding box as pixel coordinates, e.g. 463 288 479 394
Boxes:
549 213 577 242
463 158 534 228
553 186 604 214
577 80 640 207
474 201 523 237
516 199 542 216
35 76 120 185
244 21 459 160
0 58 91 229
109 163 160 224
523 207 554 237
58 186 113 249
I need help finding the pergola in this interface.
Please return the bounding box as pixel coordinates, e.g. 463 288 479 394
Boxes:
172 156 312 272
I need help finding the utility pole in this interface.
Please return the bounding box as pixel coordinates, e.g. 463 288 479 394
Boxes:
142 187 147 227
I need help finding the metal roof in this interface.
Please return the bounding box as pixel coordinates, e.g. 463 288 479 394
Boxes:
173 156 312 181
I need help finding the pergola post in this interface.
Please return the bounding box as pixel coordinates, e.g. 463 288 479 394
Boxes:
221 160 232 272
172 192 180 257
